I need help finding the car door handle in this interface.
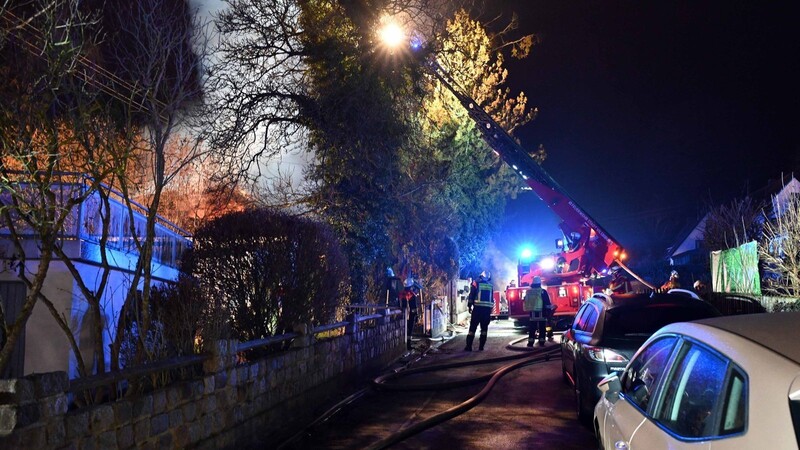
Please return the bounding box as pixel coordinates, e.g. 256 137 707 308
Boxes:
614 441 629 450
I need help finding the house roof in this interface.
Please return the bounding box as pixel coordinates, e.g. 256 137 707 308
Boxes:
751 173 795 200
666 213 708 258
668 173 798 259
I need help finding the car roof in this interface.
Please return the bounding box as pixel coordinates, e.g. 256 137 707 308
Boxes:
592 292 719 312
684 311 800 365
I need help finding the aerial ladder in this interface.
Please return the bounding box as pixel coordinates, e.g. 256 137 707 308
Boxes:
423 58 654 322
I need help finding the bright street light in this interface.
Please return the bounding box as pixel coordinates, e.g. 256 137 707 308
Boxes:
378 19 406 48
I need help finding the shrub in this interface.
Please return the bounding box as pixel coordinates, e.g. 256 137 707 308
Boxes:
184 208 351 342
772 299 800 312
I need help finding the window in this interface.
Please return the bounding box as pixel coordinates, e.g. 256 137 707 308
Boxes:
721 371 746 435
654 341 746 439
583 306 599 332
0 282 27 378
568 258 580 272
574 303 599 332
572 304 589 330
621 336 677 412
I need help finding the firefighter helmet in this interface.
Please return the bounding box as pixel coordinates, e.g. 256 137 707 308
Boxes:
533 276 542 285
404 277 414 288
479 271 491 281
670 270 679 279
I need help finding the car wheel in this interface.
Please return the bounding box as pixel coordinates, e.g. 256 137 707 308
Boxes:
575 378 591 426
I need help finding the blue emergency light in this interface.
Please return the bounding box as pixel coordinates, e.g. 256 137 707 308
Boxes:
519 247 534 261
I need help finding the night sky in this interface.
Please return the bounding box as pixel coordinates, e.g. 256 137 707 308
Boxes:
485 1 800 262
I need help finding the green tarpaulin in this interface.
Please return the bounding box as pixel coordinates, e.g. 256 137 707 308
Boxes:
711 241 761 294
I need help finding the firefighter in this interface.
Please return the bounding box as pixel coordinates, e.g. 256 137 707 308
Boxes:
524 276 552 347
693 279 709 298
608 267 632 294
660 270 681 291
401 277 418 350
385 267 402 307
464 271 493 351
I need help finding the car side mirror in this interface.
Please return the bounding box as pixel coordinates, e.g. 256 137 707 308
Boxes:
598 373 621 402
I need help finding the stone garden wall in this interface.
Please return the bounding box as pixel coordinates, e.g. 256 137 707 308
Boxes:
0 309 406 449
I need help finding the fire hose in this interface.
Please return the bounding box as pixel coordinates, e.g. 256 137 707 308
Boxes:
277 338 560 450
275 343 439 450
365 343 561 450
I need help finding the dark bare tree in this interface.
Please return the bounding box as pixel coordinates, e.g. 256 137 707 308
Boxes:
0 0 128 376
103 0 211 369
760 192 800 297
703 196 765 252
210 1 539 300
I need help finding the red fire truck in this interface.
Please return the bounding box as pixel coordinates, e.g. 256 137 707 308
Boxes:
427 59 647 327
506 250 608 328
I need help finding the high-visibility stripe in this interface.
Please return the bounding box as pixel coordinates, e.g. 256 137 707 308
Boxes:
474 282 493 308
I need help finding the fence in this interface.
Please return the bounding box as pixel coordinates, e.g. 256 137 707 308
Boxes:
703 292 767 315
702 292 800 315
0 305 405 448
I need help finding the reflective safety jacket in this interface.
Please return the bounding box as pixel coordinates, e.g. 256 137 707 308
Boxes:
469 281 494 309
523 287 551 312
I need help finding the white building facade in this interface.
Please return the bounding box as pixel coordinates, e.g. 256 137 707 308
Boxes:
0 184 190 379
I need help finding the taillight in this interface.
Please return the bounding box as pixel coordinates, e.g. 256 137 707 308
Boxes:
583 345 628 364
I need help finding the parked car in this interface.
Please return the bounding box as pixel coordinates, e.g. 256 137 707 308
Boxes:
595 311 800 449
561 291 721 424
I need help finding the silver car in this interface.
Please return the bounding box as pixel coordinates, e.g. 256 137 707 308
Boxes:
594 311 800 449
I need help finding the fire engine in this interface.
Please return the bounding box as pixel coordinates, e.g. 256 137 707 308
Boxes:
505 249 600 328
425 58 648 327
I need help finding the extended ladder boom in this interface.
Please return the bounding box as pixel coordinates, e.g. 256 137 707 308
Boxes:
427 59 623 277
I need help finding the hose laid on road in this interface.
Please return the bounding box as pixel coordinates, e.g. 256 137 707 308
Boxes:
373 343 554 391
367 344 561 450
505 335 561 351
275 344 438 450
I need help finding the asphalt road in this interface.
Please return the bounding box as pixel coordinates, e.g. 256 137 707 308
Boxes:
280 319 597 449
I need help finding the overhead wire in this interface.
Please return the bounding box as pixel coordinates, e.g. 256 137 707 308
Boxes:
2 8 170 117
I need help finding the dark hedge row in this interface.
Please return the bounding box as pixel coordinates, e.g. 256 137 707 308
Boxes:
183 208 351 342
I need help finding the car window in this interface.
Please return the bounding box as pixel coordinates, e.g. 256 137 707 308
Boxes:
721 370 746 434
583 306 599 332
573 303 599 332
571 304 589 330
604 304 716 338
621 336 677 412
654 342 746 439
